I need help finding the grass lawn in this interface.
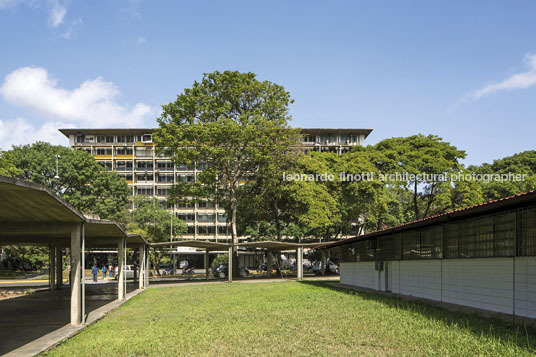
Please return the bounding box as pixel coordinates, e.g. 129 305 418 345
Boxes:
44 281 536 356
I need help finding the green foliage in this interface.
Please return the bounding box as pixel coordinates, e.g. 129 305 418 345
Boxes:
154 71 299 245
373 134 477 221
470 151 536 200
0 153 22 177
2 142 129 219
211 254 228 268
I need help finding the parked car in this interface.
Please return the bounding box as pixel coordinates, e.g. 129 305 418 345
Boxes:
114 265 136 279
213 263 250 278
312 259 340 274
302 259 313 270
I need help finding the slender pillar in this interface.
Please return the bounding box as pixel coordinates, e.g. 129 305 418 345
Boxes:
70 224 82 325
118 239 125 300
49 245 56 291
204 249 210 280
144 246 149 288
138 244 145 290
228 246 233 283
321 251 326 276
55 246 62 289
297 247 303 281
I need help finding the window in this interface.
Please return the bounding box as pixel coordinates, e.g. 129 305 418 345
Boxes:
136 161 154 170
119 173 133 181
126 135 134 143
135 148 154 157
96 148 113 155
518 207 536 256
197 226 215 235
84 136 95 143
117 135 126 143
198 200 215 209
157 161 174 170
197 213 216 222
136 187 153 195
177 213 195 222
75 135 84 143
218 226 228 235
157 188 170 196
218 213 227 222
97 135 114 143
177 174 195 183
303 135 316 143
186 225 195 234
197 162 209 171
141 134 152 143
116 161 133 171
176 163 194 171
136 173 153 182
116 147 133 156
157 173 174 183
98 161 113 171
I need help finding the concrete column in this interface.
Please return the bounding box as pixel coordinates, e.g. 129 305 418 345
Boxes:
49 245 56 291
55 246 62 289
228 246 233 283
138 244 145 290
267 251 273 278
204 249 210 280
144 246 149 288
70 224 82 326
297 247 303 281
321 251 326 276
118 239 125 300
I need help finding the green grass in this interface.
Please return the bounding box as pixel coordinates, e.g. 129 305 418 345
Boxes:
0 270 34 279
44 281 536 356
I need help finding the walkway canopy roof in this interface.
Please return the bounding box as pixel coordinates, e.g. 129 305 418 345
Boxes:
150 240 324 250
0 175 148 248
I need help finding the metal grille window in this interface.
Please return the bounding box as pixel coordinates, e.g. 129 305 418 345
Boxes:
517 207 536 256
377 234 399 260
402 231 420 260
474 216 494 257
444 223 459 259
494 212 515 257
421 225 443 259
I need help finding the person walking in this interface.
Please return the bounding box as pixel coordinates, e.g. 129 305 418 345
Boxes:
101 265 107 279
91 265 98 282
108 264 113 278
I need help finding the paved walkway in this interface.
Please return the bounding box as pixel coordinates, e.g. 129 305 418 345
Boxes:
0 283 140 356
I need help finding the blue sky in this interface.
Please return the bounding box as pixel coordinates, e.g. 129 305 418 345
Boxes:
0 0 535 165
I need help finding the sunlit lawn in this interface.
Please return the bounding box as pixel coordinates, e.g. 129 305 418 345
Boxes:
44 281 536 356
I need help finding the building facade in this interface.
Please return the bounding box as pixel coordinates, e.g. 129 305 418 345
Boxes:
319 191 536 319
59 128 372 242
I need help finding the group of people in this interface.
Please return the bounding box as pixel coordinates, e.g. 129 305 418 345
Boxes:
91 264 118 282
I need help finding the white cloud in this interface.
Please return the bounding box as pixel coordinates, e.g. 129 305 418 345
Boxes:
0 117 70 150
0 66 153 127
49 0 66 27
471 53 536 100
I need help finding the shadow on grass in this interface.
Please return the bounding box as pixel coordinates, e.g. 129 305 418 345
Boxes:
300 280 536 352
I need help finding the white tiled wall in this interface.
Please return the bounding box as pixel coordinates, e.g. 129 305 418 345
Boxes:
398 261 442 301
341 257 536 318
442 258 513 314
514 257 536 318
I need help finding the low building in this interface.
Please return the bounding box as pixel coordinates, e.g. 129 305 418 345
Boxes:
318 191 536 319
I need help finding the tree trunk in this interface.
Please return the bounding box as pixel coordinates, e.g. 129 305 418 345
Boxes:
413 181 419 219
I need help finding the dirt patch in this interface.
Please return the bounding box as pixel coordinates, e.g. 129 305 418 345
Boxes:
0 288 37 300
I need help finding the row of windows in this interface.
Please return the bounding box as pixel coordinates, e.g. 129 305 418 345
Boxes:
340 207 536 262
76 134 152 144
184 225 229 235
120 173 197 184
177 212 226 222
301 134 360 144
98 160 208 172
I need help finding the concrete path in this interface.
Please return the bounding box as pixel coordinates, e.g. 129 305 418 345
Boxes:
0 283 141 356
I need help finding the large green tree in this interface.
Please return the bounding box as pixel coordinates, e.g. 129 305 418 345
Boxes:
154 71 299 274
470 151 536 200
3 142 129 218
373 134 477 221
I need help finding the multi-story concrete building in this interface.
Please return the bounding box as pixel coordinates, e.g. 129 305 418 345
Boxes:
59 128 372 242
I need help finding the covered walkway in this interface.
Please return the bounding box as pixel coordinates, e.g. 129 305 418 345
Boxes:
0 175 150 355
